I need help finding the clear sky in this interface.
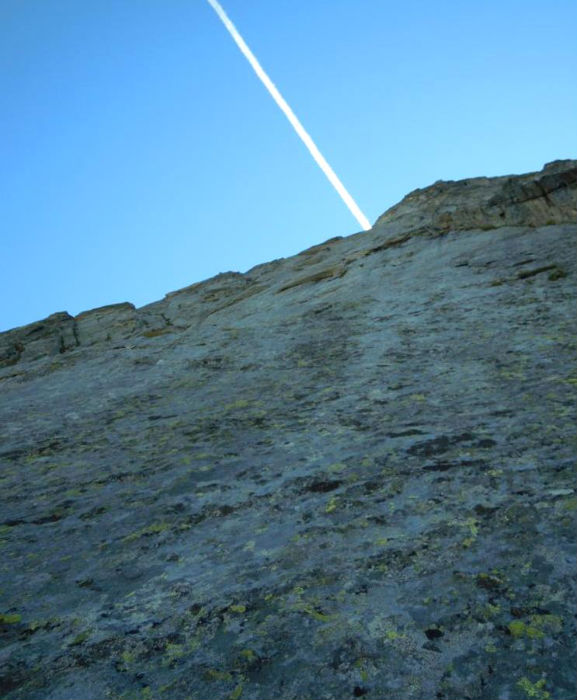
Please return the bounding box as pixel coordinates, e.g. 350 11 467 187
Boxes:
2 0 576 332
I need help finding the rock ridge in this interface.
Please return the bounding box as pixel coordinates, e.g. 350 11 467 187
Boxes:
374 159 577 236
1 160 575 374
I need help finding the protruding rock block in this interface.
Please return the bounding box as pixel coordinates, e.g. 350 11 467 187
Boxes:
0 311 76 368
74 302 138 346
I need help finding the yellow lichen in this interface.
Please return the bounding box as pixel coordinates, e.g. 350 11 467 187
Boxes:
164 643 185 663
466 518 479 537
0 613 22 624
121 650 136 665
205 669 233 682
229 604 246 614
517 677 550 699
69 631 89 646
327 462 346 473
482 603 501 619
508 615 562 640
303 605 333 622
325 496 339 513
224 399 252 411
122 522 170 542
508 620 526 637
230 683 244 700
384 628 403 641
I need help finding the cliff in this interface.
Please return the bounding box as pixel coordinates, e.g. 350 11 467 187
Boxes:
0 160 576 700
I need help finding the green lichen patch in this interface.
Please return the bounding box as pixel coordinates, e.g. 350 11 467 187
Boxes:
229 604 247 614
303 605 334 622
68 630 90 646
122 521 171 542
0 613 22 624
517 676 551 699
507 614 563 639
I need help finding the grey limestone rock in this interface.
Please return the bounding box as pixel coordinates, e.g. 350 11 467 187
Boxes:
74 302 139 347
0 161 575 700
374 159 577 237
0 312 77 368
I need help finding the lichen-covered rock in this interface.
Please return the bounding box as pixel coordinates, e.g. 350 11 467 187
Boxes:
0 312 76 368
0 162 575 700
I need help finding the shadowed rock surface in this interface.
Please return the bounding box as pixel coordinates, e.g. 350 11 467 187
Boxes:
0 160 576 700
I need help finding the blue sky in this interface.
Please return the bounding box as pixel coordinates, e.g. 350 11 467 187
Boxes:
1 0 576 331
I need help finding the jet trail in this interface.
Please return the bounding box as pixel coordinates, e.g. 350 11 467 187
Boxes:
205 0 371 231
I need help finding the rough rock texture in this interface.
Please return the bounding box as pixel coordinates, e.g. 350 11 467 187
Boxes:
375 159 577 237
0 161 576 700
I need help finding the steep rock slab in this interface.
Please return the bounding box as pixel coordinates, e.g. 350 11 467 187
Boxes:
0 162 576 700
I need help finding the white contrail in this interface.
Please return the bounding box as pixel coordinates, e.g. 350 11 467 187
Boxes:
205 0 371 231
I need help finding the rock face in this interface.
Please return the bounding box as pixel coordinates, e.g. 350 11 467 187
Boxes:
0 161 575 700
375 159 577 236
